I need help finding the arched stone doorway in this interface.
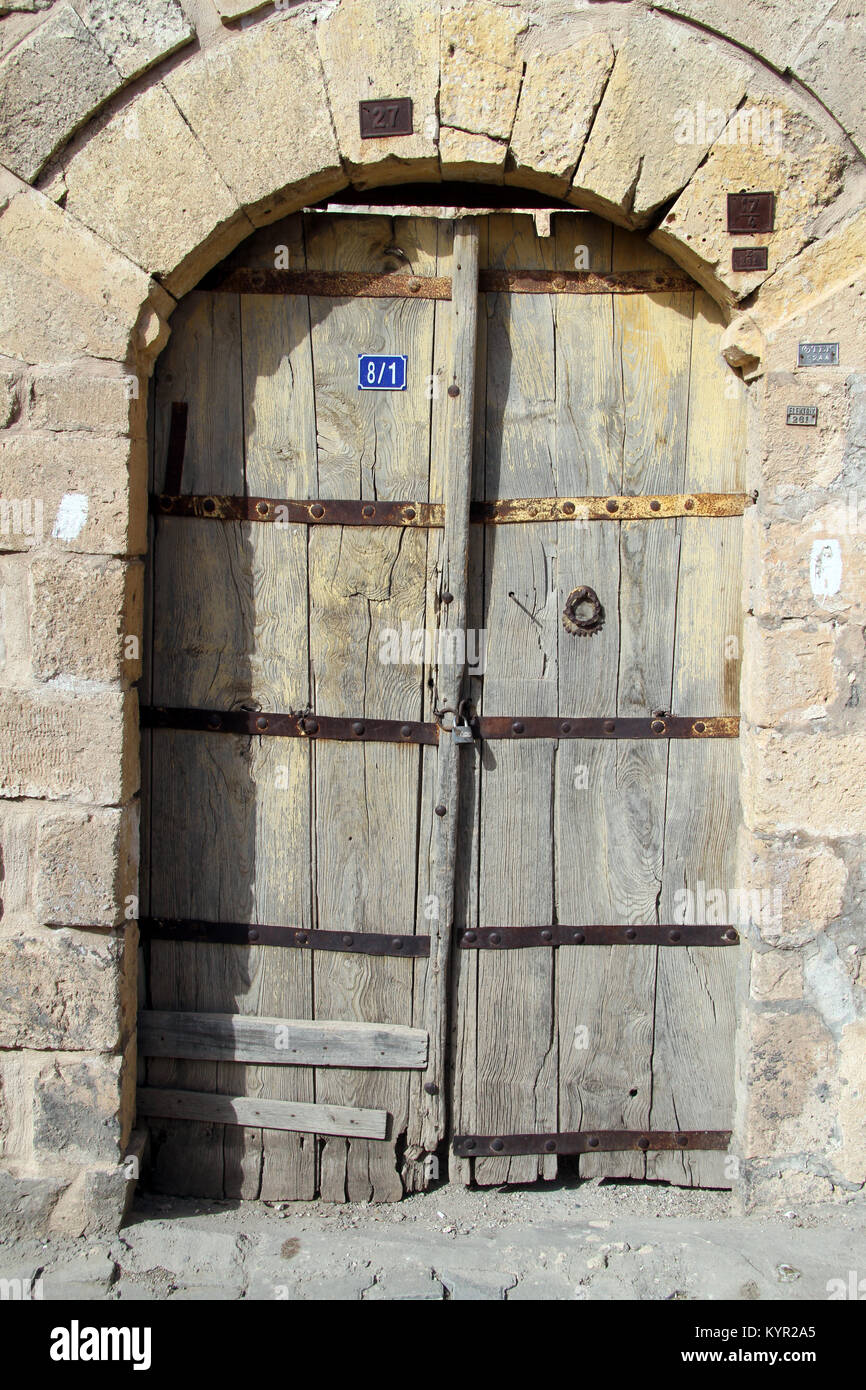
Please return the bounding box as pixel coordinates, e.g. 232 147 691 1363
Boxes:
0 1 863 1231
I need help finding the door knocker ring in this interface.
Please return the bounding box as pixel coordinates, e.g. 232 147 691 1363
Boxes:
562 585 604 636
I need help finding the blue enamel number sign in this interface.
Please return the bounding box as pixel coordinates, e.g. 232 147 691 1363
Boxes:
358 354 407 391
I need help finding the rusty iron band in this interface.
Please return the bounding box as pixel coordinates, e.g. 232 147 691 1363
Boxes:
200 269 452 299
200 269 696 298
140 917 430 958
475 493 751 522
151 493 751 526
453 1130 731 1158
151 494 441 526
480 269 695 295
140 707 438 744
458 924 739 948
141 708 738 742
475 715 739 740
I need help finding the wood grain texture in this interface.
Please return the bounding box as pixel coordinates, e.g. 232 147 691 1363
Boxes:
148 287 251 1197
237 213 317 1199
582 228 693 1180
303 213 437 1201
471 214 559 1185
137 1088 388 1139
139 1012 429 1068
649 289 745 1188
419 220 479 1154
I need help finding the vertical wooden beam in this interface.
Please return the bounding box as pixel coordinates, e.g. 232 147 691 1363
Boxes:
421 219 479 1152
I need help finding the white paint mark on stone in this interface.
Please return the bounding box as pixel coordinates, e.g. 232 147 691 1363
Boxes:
810 539 842 598
52 493 89 541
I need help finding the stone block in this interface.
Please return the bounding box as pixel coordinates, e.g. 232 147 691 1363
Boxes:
42 1249 117 1299
48 1156 135 1236
760 280 866 379
0 2 120 181
837 1017 866 1182
31 1046 133 1165
317 0 440 186
794 0 866 154
0 555 31 683
0 432 147 556
441 0 525 65
750 210 866 345
73 0 193 81
744 506 866 626
741 1162 836 1210
0 801 36 923
0 925 136 1050
0 171 157 366
30 554 143 682
652 98 847 304
742 729 866 838
749 949 805 1001
0 367 22 427
0 685 138 803
573 20 749 225
0 1165 68 1238
507 35 614 196
741 1007 835 1158
63 81 246 294
741 618 838 726
738 831 848 945
213 0 270 17
438 127 506 183
649 0 836 74
164 14 343 225
756 373 853 495
27 368 146 437
440 50 522 144
35 803 138 926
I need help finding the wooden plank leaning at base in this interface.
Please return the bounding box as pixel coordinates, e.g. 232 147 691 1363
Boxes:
139 1012 429 1069
136 1089 388 1140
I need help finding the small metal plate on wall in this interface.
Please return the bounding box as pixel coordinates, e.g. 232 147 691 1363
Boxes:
727 192 775 233
787 406 819 426
359 98 413 138
798 342 839 366
732 247 768 271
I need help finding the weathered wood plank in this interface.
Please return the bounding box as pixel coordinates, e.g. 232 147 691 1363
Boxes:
472 214 559 1185
445 215 487 1187
556 225 696 1179
139 1012 429 1068
237 211 317 1200
650 288 745 1188
552 214 634 1172
137 1088 388 1140
418 218 479 1154
304 213 437 1201
147 287 249 1198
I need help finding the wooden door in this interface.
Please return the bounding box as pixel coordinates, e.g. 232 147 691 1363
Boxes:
140 207 746 1202
451 214 745 1187
141 210 473 1202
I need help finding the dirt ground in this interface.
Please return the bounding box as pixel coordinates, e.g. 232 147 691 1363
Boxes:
2 1176 865 1301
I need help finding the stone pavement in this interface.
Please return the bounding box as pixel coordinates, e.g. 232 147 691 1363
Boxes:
2 1178 864 1301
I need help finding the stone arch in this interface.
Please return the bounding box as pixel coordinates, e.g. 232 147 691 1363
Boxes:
1 0 864 1232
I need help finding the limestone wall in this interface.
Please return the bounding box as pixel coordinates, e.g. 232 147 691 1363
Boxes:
0 0 863 1232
